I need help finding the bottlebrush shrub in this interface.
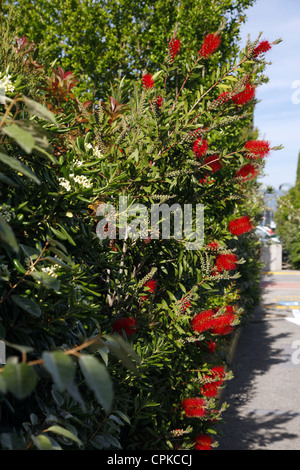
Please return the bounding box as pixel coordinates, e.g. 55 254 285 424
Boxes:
0 24 280 451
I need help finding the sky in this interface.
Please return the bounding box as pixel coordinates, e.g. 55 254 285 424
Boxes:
238 0 300 191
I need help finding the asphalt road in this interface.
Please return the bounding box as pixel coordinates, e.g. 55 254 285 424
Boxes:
217 270 300 450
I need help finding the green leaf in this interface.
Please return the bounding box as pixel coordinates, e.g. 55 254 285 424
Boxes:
11 295 41 318
0 215 19 252
2 123 35 153
1 362 38 399
0 151 40 184
23 96 58 125
31 271 60 290
45 425 82 447
79 354 113 413
31 434 58 450
42 351 75 391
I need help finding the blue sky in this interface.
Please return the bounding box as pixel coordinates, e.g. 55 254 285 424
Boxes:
238 0 300 190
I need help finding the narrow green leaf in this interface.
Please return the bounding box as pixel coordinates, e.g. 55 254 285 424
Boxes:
0 215 19 252
23 96 58 125
2 124 35 153
79 354 113 413
31 271 60 290
2 362 38 399
45 425 82 447
0 151 40 184
42 351 75 391
11 295 41 318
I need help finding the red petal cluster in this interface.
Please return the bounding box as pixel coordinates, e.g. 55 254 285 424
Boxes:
215 253 238 272
236 163 259 180
203 154 222 173
169 38 181 61
228 215 254 236
192 138 209 158
155 96 163 108
141 279 157 301
112 317 137 338
181 398 207 418
210 307 235 335
207 241 219 250
142 73 155 89
199 34 221 58
253 40 272 57
200 366 226 397
244 140 270 159
194 434 214 450
232 83 255 106
216 91 231 104
206 340 216 353
191 309 215 333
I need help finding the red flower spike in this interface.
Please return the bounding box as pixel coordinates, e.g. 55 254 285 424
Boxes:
141 279 157 301
200 366 226 397
193 138 209 158
211 313 235 336
253 40 272 57
207 242 219 250
168 38 181 61
191 310 214 333
236 163 259 180
112 317 137 338
155 96 163 107
181 398 207 418
216 91 231 104
244 140 270 159
194 434 214 450
142 73 155 90
215 253 238 272
199 33 221 58
206 340 216 353
203 154 222 173
232 83 255 106
228 215 254 236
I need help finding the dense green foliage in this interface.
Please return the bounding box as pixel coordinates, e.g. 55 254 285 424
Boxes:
0 2 278 451
5 0 256 100
275 152 300 269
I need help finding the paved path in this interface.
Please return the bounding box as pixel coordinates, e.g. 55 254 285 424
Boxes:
217 271 300 450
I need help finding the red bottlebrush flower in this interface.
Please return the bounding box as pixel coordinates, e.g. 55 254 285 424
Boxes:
193 138 209 158
199 33 221 59
216 91 231 104
112 317 137 338
144 279 157 293
215 253 238 272
211 310 235 335
253 40 272 57
201 365 226 397
191 310 214 334
180 297 192 313
141 279 157 301
207 242 219 250
155 96 163 107
228 215 254 236
142 73 155 90
244 140 270 159
236 163 259 180
168 38 181 61
194 434 214 450
206 340 216 353
232 83 255 106
203 154 222 173
181 397 206 418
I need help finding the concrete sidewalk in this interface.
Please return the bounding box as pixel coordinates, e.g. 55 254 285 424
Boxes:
217 271 300 450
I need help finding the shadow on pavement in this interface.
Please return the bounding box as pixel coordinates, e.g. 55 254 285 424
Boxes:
217 304 298 450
